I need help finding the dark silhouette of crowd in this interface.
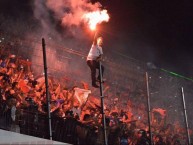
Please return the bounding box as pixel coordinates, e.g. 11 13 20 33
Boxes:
0 33 192 145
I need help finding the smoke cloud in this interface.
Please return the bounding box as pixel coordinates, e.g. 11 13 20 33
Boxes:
45 0 101 27
33 0 102 37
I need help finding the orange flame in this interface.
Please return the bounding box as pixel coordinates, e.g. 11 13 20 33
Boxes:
83 10 110 30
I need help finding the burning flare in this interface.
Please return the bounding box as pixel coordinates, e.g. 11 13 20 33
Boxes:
83 10 110 30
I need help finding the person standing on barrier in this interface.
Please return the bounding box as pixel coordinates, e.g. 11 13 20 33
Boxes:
87 34 105 88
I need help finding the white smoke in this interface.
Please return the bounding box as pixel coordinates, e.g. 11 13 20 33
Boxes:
45 0 101 27
33 0 102 34
32 0 104 47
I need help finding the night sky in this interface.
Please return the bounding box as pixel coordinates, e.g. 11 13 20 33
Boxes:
0 0 193 78
100 0 193 78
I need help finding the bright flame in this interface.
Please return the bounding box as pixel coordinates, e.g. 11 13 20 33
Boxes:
83 10 110 30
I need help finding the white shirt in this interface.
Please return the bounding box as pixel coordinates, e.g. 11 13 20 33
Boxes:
87 44 103 60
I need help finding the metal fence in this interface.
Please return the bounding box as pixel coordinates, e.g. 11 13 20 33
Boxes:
0 34 193 144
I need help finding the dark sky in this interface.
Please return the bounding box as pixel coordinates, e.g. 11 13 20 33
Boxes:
0 0 193 78
99 0 193 77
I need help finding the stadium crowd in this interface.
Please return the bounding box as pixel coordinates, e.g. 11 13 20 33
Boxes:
0 34 192 145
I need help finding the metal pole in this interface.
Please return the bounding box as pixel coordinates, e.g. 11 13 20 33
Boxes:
181 87 191 145
99 61 108 145
145 72 153 145
42 38 52 140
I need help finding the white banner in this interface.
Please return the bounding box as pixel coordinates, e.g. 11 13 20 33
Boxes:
74 88 91 106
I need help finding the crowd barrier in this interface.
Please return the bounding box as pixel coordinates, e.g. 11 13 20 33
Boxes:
4 109 101 145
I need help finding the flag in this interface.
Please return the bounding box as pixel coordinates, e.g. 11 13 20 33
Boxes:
74 87 91 106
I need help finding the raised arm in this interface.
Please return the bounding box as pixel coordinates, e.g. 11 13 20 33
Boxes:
93 31 98 45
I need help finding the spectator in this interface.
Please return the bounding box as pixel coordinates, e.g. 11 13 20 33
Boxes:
136 129 151 145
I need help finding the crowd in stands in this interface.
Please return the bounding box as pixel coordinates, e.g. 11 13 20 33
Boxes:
0 34 192 145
